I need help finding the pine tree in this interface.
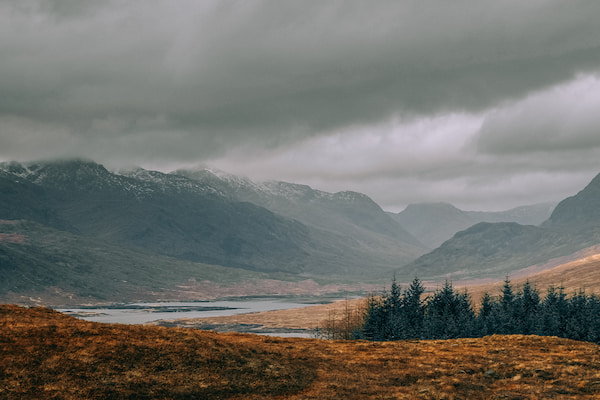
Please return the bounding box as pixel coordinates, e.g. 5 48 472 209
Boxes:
424 281 474 339
515 280 539 334
384 276 403 340
402 277 425 339
361 294 386 341
358 274 600 344
586 295 600 343
499 277 516 334
476 292 494 336
539 285 568 337
564 289 589 341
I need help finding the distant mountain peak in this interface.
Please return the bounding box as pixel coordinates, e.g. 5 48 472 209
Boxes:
403 202 459 210
0 159 111 187
393 201 556 249
544 171 600 229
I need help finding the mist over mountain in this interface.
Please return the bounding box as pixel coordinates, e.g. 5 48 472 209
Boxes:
0 159 428 302
400 172 600 280
175 168 424 254
544 173 600 234
391 202 556 249
2 159 599 303
1 160 314 272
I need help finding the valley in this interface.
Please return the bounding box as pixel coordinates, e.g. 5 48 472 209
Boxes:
3 160 600 399
4 159 600 307
161 247 600 334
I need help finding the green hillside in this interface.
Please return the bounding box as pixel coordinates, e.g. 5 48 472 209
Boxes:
0 220 263 302
400 172 600 280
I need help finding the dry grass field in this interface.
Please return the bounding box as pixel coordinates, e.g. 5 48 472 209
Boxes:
3 304 600 399
465 253 600 306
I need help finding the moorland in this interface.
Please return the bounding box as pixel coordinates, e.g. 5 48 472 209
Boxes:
3 304 600 399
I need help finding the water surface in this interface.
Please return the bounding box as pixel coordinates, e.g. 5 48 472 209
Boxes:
58 298 317 325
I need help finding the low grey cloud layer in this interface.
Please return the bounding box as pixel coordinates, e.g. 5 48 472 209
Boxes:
2 0 600 211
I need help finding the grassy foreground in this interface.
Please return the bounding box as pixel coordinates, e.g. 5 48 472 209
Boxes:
3 305 600 399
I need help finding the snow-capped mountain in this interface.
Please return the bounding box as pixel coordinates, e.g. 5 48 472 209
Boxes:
0 159 426 288
175 168 423 248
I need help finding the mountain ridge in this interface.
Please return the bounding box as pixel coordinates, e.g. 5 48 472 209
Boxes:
2 158 600 303
399 172 600 280
0 159 426 302
174 167 422 246
391 201 556 249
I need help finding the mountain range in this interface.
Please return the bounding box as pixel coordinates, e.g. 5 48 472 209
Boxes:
1 158 599 304
390 202 556 249
403 172 600 280
0 159 426 302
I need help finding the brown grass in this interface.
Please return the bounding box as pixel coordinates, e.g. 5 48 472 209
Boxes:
463 253 600 306
0 305 315 399
3 304 600 399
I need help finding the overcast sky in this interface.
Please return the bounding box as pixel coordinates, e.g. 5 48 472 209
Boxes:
2 0 600 211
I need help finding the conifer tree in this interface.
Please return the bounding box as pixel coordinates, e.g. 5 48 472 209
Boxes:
358 275 600 345
539 285 568 336
564 289 589 341
515 280 539 334
361 294 386 341
384 276 403 340
402 277 425 338
424 281 474 339
499 277 516 334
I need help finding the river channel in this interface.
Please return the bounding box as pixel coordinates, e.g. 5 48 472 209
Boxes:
57 298 326 337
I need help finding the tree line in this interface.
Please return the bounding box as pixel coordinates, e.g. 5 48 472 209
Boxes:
328 278 600 343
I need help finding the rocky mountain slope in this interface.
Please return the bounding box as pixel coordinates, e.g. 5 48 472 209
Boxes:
0 160 312 273
401 222 570 280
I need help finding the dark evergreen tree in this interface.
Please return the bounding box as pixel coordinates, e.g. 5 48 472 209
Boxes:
385 276 404 340
402 277 425 338
498 277 516 334
476 292 500 336
586 295 600 343
359 276 600 345
564 289 590 341
361 294 387 341
538 285 568 337
514 280 539 334
424 281 475 339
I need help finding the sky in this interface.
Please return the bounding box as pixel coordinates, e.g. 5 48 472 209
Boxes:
2 0 600 212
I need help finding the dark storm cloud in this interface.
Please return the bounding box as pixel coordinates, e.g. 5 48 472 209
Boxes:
476 75 600 155
2 0 600 210
2 1 600 158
